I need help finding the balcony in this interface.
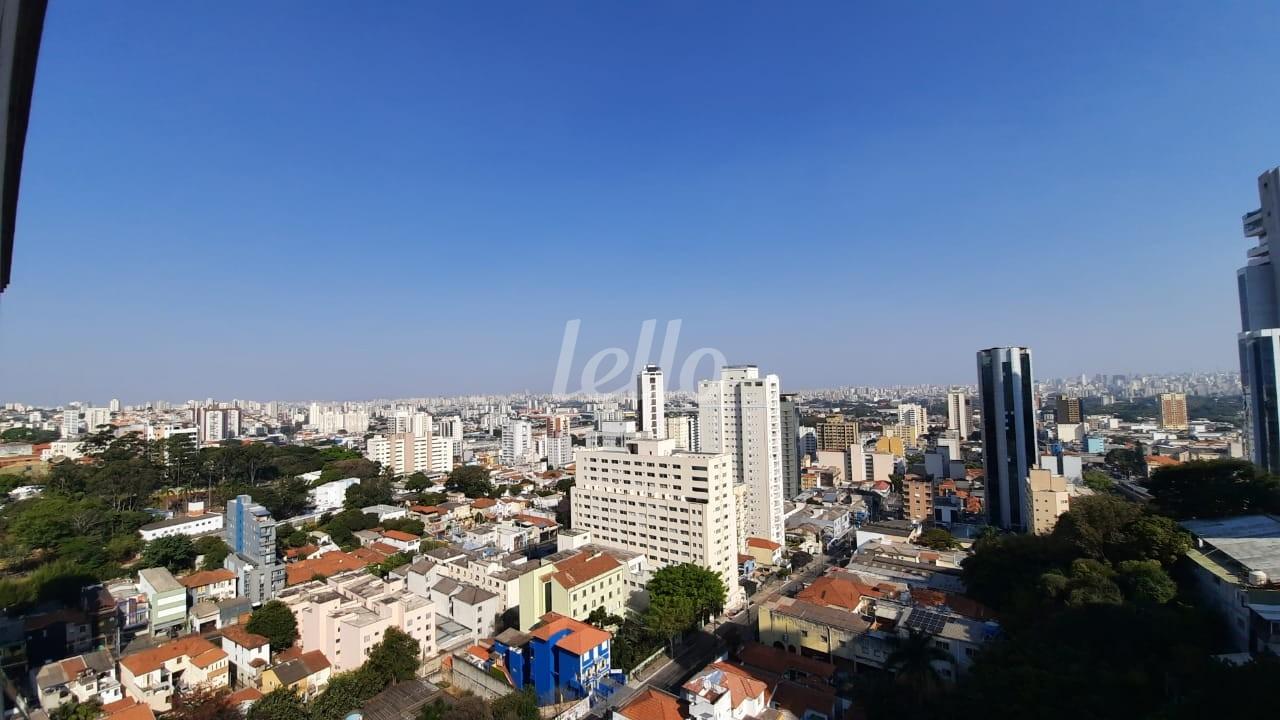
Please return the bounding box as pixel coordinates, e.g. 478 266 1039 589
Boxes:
1245 209 1265 237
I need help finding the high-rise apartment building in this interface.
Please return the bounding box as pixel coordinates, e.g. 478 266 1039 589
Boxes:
1055 396 1083 425
84 407 111 434
697 365 784 545
779 394 801 500
60 406 80 438
1028 468 1069 535
366 432 452 475
896 403 928 447
664 414 698 451
1238 168 1280 473
109 398 121 413
816 415 860 453
570 437 741 608
501 419 533 465
636 365 666 439
1159 393 1189 430
977 347 1039 533
392 411 433 437
946 390 969 438
224 495 285 603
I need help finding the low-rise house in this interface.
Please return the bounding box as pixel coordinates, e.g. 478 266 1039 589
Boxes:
745 537 783 568
34 650 123 711
380 529 422 554
216 624 271 688
260 649 332 700
138 568 186 638
285 550 374 586
310 478 361 513
681 661 768 720
101 697 156 720
615 688 683 720
854 519 921 547
179 569 237 605
492 613 624 705
118 635 229 711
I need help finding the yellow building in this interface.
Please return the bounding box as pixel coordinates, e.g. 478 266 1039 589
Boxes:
517 546 629 631
745 537 783 568
259 650 332 700
816 416 861 452
1028 468 1069 535
874 435 904 457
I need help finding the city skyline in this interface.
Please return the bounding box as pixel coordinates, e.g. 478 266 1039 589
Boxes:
1 3 1276 401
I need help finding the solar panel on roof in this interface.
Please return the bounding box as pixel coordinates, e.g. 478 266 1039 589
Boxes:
905 608 947 635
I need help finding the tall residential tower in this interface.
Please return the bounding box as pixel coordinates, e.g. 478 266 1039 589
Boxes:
977 347 1039 533
636 365 665 439
697 365 784 545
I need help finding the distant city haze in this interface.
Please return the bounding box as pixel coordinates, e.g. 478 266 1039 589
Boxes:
1 3 1271 402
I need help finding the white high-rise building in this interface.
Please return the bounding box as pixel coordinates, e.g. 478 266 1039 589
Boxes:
84 407 112 434
946 390 969 438
61 407 80 438
571 437 743 609
546 433 573 468
391 411 433 438
897 403 928 447
501 419 533 466
109 398 121 413
636 365 666 439
697 365 784 546
434 416 464 450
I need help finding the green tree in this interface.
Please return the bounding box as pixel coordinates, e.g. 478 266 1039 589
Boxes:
344 477 394 509
365 627 421 683
1039 559 1122 607
167 686 241 720
441 695 492 720
141 535 197 573
1081 469 1113 493
1116 559 1177 605
491 688 538 720
10 496 76 551
1050 495 1188 567
322 458 382 484
246 600 299 652
310 671 386 720
248 688 310 720
1145 459 1280 519
194 535 231 570
418 699 449 720
916 527 960 550
50 700 101 720
405 472 432 492
446 466 495 498
646 563 726 626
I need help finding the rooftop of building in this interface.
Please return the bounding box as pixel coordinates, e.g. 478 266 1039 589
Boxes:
138 512 222 532
1180 514 1280 582
550 549 622 589
119 635 226 676
618 687 684 720
683 662 767 709
215 623 270 650
529 612 611 655
178 568 236 589
137 567 183 593
766 596 872 634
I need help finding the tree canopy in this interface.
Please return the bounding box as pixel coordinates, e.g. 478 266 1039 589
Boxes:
246 601 299 652
446 466 495 498
916 527 960 550
141 535 197 574
1145 458 1280 519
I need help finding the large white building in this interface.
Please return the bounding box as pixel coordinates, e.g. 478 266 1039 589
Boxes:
392 411 433 437
697 365 784 545
947 390 969 438
501 419 533 465
636 365 666 439
60 407 80 438
570 437 743 609
308 404 371 435
309 478 361 512
84 407 111 434
896 403 928 447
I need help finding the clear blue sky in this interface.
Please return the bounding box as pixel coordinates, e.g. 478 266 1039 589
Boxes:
2 1 1277 404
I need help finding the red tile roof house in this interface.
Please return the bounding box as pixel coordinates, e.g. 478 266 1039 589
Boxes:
215 624 271 687
745 537 784 567
379 529 422 553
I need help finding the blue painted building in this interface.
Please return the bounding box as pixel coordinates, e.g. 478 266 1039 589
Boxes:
492 613 625 705
1084 436 1105 454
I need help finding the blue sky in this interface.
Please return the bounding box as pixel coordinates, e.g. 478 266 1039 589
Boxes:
2 2 1278 403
